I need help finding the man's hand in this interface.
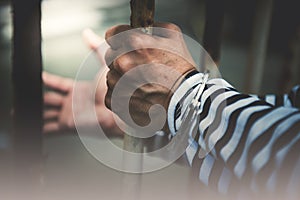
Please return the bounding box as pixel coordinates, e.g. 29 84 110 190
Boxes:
43 71 122 136
104 22 196 130
43 72 89 132
43 29 122 136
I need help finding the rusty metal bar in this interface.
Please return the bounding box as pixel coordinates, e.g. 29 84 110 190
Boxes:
130 0 155 29
123 0 155 154
121 1 155 199
12 0 43 193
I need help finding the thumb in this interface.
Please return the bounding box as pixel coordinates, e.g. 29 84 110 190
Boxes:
82 28 104 50
82 28 109 66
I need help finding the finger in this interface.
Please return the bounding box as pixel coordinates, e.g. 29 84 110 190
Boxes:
153 22 182 38
105 48 119 67
43 72 73 92
105 25 131 49
105 47 139 71
105 89 112 110
82 28 104 50
154 22 181 31
43 122 60 133
112 54 135 74
43 110 59 120
44 92 64 107
106 69 121 89
82 28 108 66
105 69 123 110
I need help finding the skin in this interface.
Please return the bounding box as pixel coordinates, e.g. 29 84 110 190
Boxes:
43 23 196 135
104 22 197 129
43 29 123 136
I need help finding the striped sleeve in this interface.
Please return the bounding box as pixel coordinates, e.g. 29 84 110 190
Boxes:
167 72 300 196
251 85 300 108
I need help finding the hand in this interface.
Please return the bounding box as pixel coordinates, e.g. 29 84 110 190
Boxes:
43 71 122 136
43 72 90 132
43 29 123 136
104 22 196 130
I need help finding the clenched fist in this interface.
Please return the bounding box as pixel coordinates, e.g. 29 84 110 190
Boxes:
104 22 197 132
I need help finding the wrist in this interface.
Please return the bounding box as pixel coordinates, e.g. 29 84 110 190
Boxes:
163 68 199 110
167 71 205 136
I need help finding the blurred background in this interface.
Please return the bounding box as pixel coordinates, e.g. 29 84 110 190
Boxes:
0 0 299 199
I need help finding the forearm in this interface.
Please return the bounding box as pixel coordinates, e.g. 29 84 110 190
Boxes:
251 85 300 108
168 72 300 195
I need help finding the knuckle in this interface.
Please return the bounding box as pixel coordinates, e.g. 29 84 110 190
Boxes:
104 93 112 110
106 78 112 89
106 69 112 80
105 48 114 66
106 24 131 41
160 23 181 32
105 26 116 40
127 34 144 49
114 56 130 73
113 59 122 73
106 70 117 88
165 23 181 32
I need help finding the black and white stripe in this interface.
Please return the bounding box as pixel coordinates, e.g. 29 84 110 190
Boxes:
167 72 300 196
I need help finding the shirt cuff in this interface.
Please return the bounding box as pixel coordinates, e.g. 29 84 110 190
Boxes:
167 72 204 136
167 70 236 137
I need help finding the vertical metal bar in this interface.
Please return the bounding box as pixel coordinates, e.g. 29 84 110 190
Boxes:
202 0 225 66
121 1 155 199
123 0 155 154
12 0 43 195
200 0 224 79
245 0 273 94
130 0 155 29
278 28 300 93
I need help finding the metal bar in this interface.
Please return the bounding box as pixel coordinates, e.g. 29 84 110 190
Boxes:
245 0 273 94
123 0 155 154
278 28 300 93
12 0 43 194
202 0 225 65
121 1 155 199
130 0 155 29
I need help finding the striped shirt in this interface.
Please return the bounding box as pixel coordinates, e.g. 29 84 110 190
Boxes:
167 72 300 198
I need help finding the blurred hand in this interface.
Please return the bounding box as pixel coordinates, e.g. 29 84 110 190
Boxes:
43 29 122 136
104 22 196 129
